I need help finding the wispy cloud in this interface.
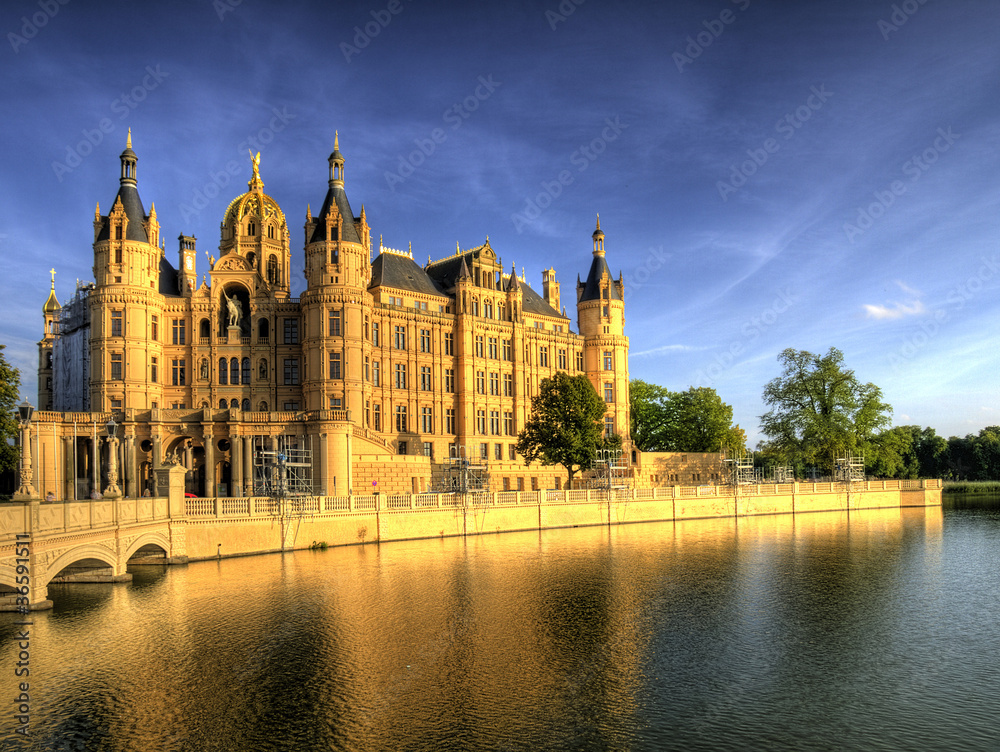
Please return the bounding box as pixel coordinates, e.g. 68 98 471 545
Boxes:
632 344 701 357
863 280 926 319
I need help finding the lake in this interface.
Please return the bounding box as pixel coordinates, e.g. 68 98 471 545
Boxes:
3 495 999 751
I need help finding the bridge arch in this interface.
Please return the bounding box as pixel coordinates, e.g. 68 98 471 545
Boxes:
43 544 122 588
124 532 172 561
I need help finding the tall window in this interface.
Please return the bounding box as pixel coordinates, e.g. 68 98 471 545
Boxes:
150 356 158 383
267 255 278 285
503 373 513 397
394 325 407 350
242 358 250 384
604 383 613 403
445 408 455 434
476 371 485 394
329 353 342 379
476 409 486 434
394 363 407 389
488 337 498 359
603 351 613 370
419 329 431 353
172 319 186 345
230 358 239 385
172 359 185 386
576 351 584 371
504 411 513 436
490 410 500 435
444 369 454 393
372 322 380 346
502 339 511 361
373 404 381 431
421 406 433 433
558 349 567 369
420 366 432 391
111 310 123 337
364 356 370 382
604 415 615 436
539 346 549 367
444 332 453 355
219 357 227 385
283 358 299 385
151 315 158 341
111 353 123 380
475 335 484 358
328 309 342 337
372 360 380 386
284 318 299 344
395 405 407 433
489 372 499 396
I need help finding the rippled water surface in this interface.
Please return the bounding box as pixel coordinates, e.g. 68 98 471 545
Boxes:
4 499 1000 751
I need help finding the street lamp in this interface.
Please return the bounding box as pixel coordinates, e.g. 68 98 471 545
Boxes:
13 399 37 500
103 414 121 498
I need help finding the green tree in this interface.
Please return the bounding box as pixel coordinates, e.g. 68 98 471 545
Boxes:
516 372 607 486
759 347 892 474
630 381 745 453
868 426 919 478
0 344 22 476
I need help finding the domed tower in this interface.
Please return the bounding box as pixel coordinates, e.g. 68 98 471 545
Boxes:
37 270 60 411
90 131 165 412
576 216 630 443
301 133 373 416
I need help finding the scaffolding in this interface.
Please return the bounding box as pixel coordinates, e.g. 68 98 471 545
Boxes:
252 435 314 500
591 448 631 496
723 449 761 487
770 465 794 484
433 444 490 495
834 453 865 484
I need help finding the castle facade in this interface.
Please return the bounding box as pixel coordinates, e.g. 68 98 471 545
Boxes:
34 134 631 498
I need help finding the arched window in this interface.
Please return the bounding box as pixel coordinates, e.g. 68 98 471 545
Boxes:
242 399 251 411
230 399 239 409
258 318 269 342
219 399 227 410
266 255 279 285
258 401 269 411
218 358 228 385
199 318 210 338
267 225 274 239
230 358 239 385
242 358 250 384
248 221 256 236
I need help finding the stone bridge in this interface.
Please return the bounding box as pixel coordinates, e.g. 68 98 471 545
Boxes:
1 466 188 611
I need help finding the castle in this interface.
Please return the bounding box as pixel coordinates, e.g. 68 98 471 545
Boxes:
33 133 633 498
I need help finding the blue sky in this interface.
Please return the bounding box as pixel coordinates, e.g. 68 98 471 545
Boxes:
1 0 997 444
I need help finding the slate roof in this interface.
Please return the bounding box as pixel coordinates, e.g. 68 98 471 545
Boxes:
159 255 180 296
370 252 450 298
95 184 149 243
578 255 621 303
309 185 362 244
519 278 567 319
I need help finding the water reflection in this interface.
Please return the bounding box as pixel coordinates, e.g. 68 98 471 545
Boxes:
5 504 1000 751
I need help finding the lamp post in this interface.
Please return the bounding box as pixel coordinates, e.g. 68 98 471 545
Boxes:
103 415 121 499
13 399 38 500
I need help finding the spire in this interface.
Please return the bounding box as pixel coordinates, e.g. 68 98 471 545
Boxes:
306 203 312 221
458 256 471 280
43 269 60 313
119 131 137 186
592 214 605 257
329 131 345 187
507 263 520 292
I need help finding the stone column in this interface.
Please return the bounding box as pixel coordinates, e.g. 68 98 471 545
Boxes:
63 436 74 501
204 429 215 498
232 435 242 497
243 435 253 496
320 432 328 496
90 435 99 497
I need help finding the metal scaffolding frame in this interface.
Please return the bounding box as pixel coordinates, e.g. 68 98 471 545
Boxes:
723 449 761 486
770 465 794 483
591 448 631 495
834 453 865 484
432 444 490 495
252 435 314 500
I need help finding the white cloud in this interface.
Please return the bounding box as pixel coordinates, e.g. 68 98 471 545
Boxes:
863 300 927 319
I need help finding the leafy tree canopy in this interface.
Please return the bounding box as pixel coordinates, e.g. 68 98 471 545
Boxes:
759 347 892 474
0 344 22 475
630 381 745 454
516 372 607 484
